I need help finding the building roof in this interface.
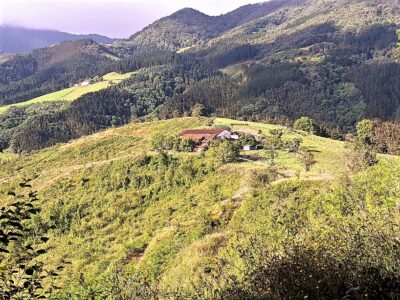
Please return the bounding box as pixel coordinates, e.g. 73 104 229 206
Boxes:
179 129 224 136
179 129 225 148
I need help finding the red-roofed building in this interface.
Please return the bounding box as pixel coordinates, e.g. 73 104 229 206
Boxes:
179 129 232 151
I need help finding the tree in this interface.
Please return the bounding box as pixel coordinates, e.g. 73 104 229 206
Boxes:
288 138 302 153
178 138 196 152
206 140 240 168
293 117 319 134
296 148 316 171
237 133 257 148
263 129 284 149
191 103 207 117
0 180 63 299
356 119 374 147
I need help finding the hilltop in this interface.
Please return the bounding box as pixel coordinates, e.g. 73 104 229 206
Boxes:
0 25 114 54
124 0 292 51
0 117 399 297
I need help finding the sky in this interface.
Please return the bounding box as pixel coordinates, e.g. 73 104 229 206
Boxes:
0 0 262 38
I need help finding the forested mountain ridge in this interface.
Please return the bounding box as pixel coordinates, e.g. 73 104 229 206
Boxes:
122 0 298 52
0 25 114 54
1 0 400 153
0 39 119 105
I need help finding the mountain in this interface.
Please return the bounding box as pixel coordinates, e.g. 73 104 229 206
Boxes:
124 0 297 51
0 25 114 54
0 39 119 106
1 0 400 153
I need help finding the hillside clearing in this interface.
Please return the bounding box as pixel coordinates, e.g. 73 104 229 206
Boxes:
0 71 135 114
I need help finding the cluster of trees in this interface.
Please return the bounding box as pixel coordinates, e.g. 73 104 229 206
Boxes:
150 132 242 168
164 57 367 132
356 119 400 155
150 133 196 153
205 139 240 168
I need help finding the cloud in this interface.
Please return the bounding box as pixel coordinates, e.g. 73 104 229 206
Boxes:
0 0 262 38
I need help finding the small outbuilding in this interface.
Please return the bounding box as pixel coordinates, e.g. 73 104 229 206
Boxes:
243 144 257 151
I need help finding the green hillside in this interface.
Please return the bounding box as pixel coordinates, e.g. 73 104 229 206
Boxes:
0 72 135 114
1 117 399 298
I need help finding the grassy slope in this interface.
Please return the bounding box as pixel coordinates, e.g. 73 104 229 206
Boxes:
0 117 398 294
0 72 135 114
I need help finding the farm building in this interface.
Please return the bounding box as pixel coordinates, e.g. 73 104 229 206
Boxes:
243 144 257 151
179 129 231 151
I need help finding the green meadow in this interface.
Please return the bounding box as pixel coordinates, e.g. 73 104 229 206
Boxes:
0 71 135 114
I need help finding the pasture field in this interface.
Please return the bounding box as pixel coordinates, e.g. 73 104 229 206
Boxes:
0 71 135 114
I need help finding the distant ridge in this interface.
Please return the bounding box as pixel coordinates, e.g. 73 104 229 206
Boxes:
0 25 114 54
125 0 294 51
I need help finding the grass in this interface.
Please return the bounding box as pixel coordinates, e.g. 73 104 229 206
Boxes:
177 46 192 53
0 71 135 114
0 117 398 297
214 118 347 177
